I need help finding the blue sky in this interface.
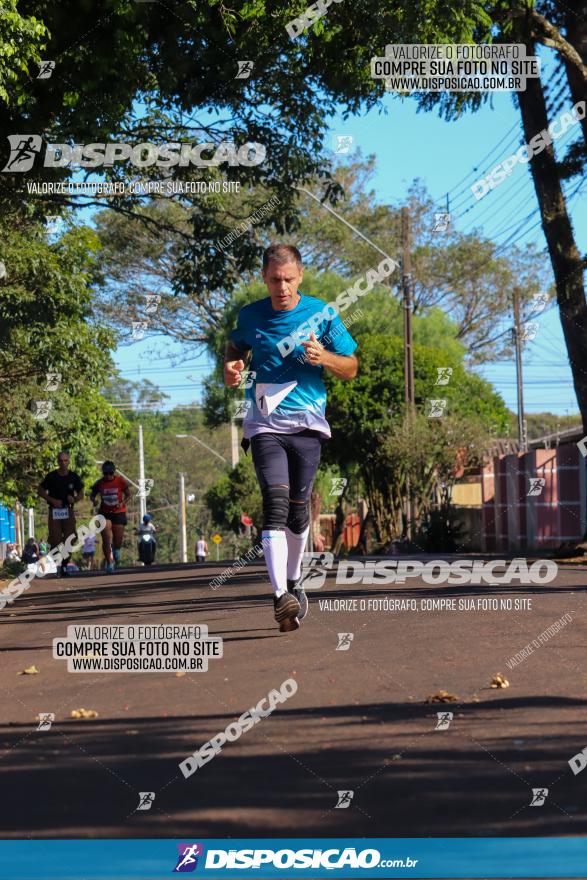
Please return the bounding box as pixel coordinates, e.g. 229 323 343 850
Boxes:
114 57 586 423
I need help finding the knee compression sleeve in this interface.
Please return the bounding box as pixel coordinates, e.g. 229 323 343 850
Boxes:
286 501 310 535
262 486 290 530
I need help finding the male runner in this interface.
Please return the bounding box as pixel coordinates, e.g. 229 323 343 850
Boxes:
89 461 131 573
224 243 358 632
38 452 83 577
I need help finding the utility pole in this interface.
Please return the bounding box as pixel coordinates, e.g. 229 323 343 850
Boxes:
230 420 239 468
178 473 187 563
138 424 146 520
401 207 415 542
401 207 415 409
512 288 527 452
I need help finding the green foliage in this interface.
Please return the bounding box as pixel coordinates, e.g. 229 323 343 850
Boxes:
325 332 509 470
205 455 262 533
519 411 582 442
0 215 124 503
323 332 508 541
0 0 48 106
94 165 550 374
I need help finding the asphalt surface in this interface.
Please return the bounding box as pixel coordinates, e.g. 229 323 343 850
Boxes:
1 556 587 844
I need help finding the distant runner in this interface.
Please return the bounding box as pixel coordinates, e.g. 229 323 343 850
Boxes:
81 533 97 570
38 451 83 578
224 243 358 632
196 535 208 563
89 461 131 573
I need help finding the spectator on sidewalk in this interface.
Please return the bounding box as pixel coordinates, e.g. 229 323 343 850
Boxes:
5 543 21 563
22 537 39 568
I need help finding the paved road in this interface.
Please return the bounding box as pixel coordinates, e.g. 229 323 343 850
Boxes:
1 557 586 841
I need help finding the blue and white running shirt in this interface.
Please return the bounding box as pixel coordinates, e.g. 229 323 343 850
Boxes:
229 293 357 438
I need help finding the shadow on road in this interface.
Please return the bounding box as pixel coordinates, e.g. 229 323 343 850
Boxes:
1 696 586 839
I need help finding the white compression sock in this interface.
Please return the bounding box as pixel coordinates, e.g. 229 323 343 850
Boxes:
285 525 310 581
262 530 288 597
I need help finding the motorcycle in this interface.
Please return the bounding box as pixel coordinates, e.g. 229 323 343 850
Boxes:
137 531 156 565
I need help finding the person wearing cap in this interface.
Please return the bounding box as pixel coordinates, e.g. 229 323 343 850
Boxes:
135 514 157 565
38 451 83 578
89 461 131 573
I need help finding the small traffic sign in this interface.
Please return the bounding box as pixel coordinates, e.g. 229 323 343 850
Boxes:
212 534 222 544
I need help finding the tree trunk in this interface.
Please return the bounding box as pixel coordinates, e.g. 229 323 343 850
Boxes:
516 45 587 434
330 492 347 552
562 1 587 148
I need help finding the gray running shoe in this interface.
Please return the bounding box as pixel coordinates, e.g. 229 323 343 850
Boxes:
273 592 301 632
287 578 308 620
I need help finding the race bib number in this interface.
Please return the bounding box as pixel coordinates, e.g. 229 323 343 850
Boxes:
255 381 297 417
52 507 69 520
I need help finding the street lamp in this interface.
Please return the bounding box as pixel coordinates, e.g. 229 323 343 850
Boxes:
175 434 228 464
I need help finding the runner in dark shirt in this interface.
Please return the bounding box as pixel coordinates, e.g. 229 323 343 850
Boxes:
38 452 83 577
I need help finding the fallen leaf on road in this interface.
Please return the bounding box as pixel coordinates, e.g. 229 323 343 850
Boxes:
490 673 509 688
70 708 98 719
175 671 186 677
19 666 39 675
425 690 458 703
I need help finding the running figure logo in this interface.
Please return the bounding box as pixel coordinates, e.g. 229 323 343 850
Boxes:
433 212 451 233
435 367 453 386
300 552 334 590
131 321 149 340
45 372 62 392
238 370 256 389
37 61 55 79
174 843 204 872
530 788 548 806
520 322 539 342
136 478 154 499
136 791 155 811
30 400 53 420
333 135 354 154
235 60 254 79
37 713 55 731
329 477 347 496
335 790 354 809
427 399 447 418
435 711 453 730
233 400 252 419
336 632 354 651
144 294 161 315
527 478 545 497
2 135 43 172
532 292 549 313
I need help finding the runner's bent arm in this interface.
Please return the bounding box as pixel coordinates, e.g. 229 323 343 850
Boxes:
224 341 251 388
320 350 358 380
302 333 358 379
